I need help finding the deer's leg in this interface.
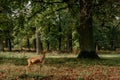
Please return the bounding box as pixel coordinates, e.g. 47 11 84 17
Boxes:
27 60 32 71
39 64 43 72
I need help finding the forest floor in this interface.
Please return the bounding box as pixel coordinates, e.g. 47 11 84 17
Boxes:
0 52 120 80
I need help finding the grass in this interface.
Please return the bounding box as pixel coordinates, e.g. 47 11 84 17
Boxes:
0 52 120 80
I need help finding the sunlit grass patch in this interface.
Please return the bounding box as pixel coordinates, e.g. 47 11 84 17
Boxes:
99 54 120 59
1 52 120 66
0 51 77 58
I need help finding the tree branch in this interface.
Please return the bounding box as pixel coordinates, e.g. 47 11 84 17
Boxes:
27 6 68 21
27 10 41 20
32 0 64 4
43 6 68 17
116 21 120 27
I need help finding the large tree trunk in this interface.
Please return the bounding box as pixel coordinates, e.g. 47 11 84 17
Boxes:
77 0 99 59
36 30 43 54
27 38 30 51
5 38 12 51
33 39 36 51
58 14 62 51
47 23 50 51
8 38 12 51
0 39 4 51
66 29 72 53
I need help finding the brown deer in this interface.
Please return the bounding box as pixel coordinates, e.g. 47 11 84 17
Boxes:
27 50 47 71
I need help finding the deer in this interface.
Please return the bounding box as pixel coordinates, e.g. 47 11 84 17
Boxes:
27 50 47 71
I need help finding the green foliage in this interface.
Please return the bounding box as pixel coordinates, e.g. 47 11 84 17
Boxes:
93 0 120 50
0 0 120 51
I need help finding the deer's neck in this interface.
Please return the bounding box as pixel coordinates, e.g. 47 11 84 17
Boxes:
40 53 45 64
41 53 45 60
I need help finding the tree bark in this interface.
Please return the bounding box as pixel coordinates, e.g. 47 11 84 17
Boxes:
58 13 62 51
5 38 12 51
66 29 72 53
33 39 36 51
77 0 99 59
0 39 4 51
47 41 50 51
27 38 30 51
8 38 12 51
47 23 50 51
36 30 43 54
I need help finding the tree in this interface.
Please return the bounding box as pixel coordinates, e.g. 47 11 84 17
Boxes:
0 2 14 51
25 0 99 57
92 0 120 50
1 0 119 56
76 0 99 58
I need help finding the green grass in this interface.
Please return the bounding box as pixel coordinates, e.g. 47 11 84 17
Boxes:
0 52 120 66
0 52 120 79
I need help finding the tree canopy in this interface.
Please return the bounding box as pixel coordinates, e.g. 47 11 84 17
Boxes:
0 0 120 58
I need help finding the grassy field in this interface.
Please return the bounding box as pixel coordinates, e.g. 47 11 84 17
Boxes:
0 52 120 80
